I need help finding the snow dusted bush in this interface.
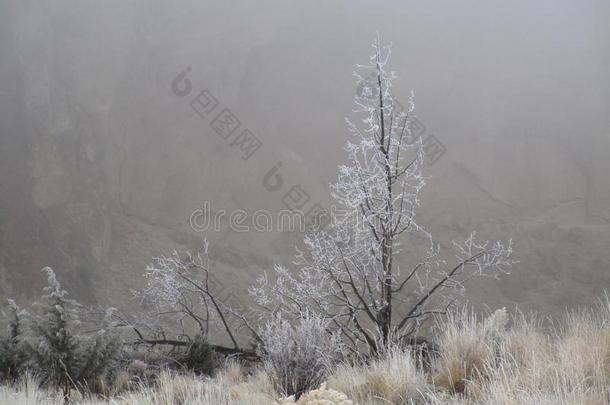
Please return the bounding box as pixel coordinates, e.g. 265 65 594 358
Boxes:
25 267 121 400
0 299 28 381
258 311 344 398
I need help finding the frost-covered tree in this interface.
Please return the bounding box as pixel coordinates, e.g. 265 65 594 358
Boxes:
132 241 260 355
250 36 515 352
26 267 120 402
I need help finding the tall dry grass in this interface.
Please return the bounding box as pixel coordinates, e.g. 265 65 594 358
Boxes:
2 294 609 405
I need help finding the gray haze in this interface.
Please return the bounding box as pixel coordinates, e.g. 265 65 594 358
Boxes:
1 0 609 314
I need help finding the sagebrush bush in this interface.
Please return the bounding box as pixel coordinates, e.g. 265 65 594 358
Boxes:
179 334 218 375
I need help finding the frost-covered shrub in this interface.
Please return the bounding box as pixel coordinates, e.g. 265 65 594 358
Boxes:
0 299 28 381
25 267 121 399
258 311 344 398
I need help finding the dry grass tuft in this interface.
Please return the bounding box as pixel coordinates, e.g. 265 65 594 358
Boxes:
327 346 427 404
432 308 508 395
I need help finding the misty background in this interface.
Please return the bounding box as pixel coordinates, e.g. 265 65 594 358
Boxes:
0 0 609 315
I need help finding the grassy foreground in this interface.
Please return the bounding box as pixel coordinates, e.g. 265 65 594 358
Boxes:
1 298 609 405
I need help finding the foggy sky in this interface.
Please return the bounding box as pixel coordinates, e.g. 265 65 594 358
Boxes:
0 0 609 312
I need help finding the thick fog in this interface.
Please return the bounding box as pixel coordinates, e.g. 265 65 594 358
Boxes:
1 0 609 315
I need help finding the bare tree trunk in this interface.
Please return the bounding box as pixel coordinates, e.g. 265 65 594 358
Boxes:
377 60 394 345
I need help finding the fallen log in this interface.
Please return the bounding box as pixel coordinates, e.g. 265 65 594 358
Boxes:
124 332 260 361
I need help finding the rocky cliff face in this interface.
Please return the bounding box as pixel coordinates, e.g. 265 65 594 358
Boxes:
1 0 609 314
